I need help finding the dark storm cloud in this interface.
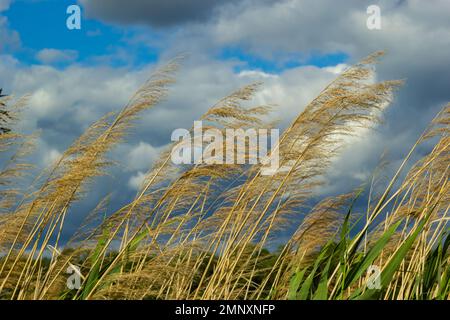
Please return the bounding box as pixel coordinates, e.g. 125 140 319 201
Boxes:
2 0 450 243
78 0 243 27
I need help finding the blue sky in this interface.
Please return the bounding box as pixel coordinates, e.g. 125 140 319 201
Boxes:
4 0 161 67
4 0 348 70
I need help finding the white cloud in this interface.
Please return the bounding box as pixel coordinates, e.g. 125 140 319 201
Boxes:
126 141 161 171
1 50 343 199
42 148 62 166
29 88 59 117
86 29 102 37
2 0 449 206
128 171 146 190
323 63 347 74
36 49 79 64
2 0 448 243
238 70 279 79
0 16 20 51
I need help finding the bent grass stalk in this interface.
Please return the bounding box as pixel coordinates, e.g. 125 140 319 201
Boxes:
0 53 448 300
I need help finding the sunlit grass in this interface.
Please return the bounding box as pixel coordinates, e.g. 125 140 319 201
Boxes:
0 52 448 300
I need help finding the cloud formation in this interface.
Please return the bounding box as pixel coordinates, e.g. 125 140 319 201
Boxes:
36 49 79 65
2 0 450 240
0 0 11 12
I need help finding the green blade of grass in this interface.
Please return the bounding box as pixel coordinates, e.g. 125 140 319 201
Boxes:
356 209 433 300
345 221 401 289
